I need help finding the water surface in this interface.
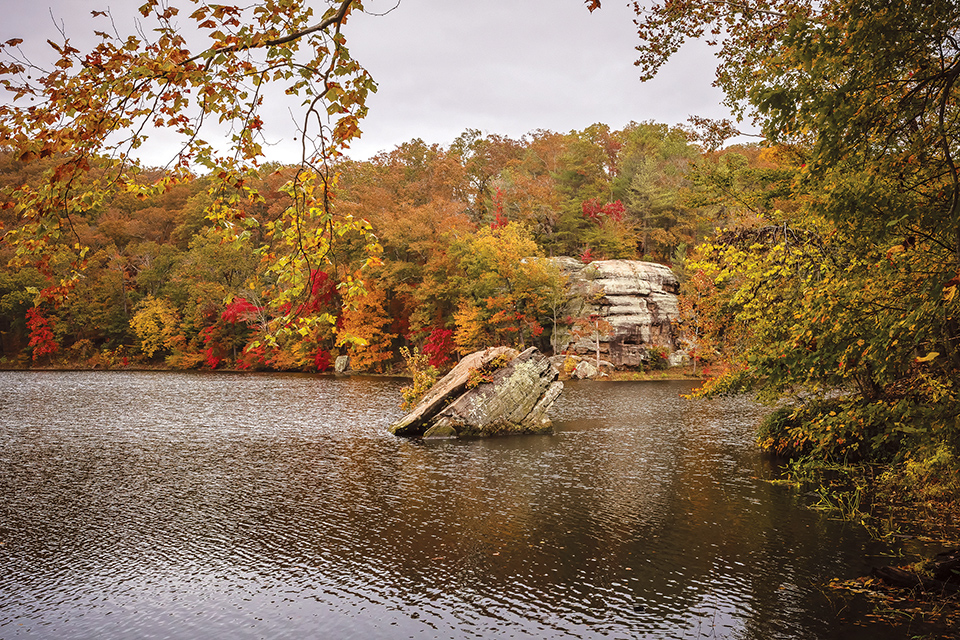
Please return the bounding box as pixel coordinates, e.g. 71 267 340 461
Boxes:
0 372 913 638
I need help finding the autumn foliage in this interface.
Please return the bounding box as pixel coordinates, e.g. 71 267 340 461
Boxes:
0 120 708 372
5 0 960 486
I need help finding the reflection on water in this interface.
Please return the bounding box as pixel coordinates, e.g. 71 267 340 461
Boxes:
0 372 910 639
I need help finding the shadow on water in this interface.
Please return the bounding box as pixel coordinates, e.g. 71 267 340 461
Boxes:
0 372 924 639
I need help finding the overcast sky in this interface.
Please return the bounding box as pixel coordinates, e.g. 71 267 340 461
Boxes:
3 0 736 163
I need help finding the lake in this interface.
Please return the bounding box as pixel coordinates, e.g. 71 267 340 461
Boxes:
0 371 921 638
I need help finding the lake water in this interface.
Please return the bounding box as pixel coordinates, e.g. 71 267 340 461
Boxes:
0 371 923 639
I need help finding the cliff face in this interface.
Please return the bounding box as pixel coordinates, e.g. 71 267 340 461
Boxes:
552 258 680 368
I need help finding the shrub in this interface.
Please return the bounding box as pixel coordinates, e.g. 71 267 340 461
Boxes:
399 347 438 411
645 346 669 371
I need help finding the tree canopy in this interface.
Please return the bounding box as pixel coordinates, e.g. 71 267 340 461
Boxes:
0 0 377 324
644 0 960 466
0 119 708 371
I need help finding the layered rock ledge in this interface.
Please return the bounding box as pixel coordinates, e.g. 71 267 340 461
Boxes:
389 346 562 438
552 258 681 368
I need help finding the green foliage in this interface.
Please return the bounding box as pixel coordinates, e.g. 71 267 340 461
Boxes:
616 122 703 260
756 406 807 456
644 345 669 371
644 0 960 473
880 445 960 505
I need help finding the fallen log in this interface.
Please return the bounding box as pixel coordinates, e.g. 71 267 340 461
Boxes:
871 548 960 595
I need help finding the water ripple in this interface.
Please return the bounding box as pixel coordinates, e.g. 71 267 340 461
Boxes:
0 372 909 639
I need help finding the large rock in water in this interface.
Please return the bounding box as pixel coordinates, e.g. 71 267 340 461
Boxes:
552 258 680 368
389 347 563 438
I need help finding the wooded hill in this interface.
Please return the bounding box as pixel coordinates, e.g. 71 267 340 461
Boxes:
1 122 770 373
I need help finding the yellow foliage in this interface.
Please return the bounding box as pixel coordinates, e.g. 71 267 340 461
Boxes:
453 300 489 355
131 295 182 358
337 283 397 373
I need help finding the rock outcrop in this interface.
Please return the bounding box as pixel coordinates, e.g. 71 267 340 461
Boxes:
552 258 680 369
334 355 351 374
389 347 562 438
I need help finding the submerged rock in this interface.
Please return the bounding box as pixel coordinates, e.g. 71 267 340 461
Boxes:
389 347 562 438
422 424 458 439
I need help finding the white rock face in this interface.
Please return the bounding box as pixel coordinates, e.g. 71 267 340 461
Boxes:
552 258 680 368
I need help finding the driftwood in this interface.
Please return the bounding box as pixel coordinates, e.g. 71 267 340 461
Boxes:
930 549 960 582
871 548 960 594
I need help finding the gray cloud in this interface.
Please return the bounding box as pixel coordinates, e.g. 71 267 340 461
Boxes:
344 0 734 158
2 0 735 164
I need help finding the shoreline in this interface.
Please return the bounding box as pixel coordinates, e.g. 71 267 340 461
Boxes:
0 362 706 381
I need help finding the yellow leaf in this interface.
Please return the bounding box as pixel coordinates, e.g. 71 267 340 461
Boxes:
916 351 939 363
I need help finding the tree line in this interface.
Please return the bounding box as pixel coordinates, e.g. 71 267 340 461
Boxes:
1 122 754 372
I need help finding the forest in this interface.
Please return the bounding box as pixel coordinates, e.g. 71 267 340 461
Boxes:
0 122 746 372
2 0 960 523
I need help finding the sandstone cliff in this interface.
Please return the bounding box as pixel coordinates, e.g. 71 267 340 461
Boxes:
552 258 680 368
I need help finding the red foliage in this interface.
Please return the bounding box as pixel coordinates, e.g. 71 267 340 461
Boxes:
581 198 625 224
314 348 332 372
204 347 221 369
582 198 602 220
198 319 228 368
236 344 268 371
604 199 626 222
308 270 337 312
580 247 596 263
221 297 261 324
491 187 508 230
422 327 454 368
26 307 58 361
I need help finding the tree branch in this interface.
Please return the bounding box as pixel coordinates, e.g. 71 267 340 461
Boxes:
181 0 356 69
